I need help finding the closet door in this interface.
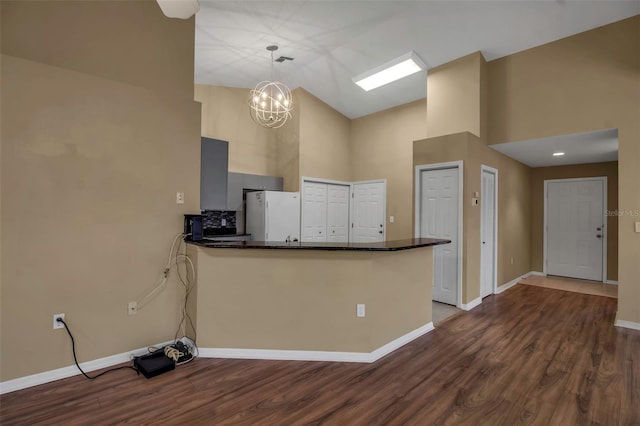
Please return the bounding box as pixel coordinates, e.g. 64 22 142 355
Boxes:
327 184 350 243
301 182 327 242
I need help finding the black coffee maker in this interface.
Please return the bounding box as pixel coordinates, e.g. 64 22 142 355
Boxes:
183 214 204 241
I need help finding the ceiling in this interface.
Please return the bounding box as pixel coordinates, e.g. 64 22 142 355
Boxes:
195 1 640 119
490 129 619 167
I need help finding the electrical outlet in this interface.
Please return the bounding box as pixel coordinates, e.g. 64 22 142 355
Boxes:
176 192 184 204
128 302 138 316
356 304 365 318
53 313 65 329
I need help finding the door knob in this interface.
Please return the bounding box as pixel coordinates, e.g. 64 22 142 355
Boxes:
378 230 383 234
596 227 602 231
596 234 602 238
482 241 486 244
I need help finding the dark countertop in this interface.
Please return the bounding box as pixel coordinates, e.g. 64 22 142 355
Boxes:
187 238 450 251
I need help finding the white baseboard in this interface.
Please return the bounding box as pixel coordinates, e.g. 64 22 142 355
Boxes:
0 340 173 395
529 271 546 276
606 280 618 285
614 319 640 331
199 322 435 364
460 297 482 311
496 272 532 294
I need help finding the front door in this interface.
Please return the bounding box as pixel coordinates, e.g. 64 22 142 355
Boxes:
419 167 459 306
351 182 385 243
546 178 605 281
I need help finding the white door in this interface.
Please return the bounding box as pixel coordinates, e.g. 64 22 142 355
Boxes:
480 168 497 298
302 182 327 242
351 182 385 243
546 179 605 281
419 168 458 306
327 184 350 243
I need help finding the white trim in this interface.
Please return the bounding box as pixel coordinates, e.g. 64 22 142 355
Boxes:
605 280 618 285
199 322 434 364
529 271 546 276
614 319 640 331
543 177 608 282
460 297 482 311
415 161 464 308
0 340 174 395
496 272 531 294
481 165 499 296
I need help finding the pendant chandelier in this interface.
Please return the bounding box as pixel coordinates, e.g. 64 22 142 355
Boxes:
249 45 293 129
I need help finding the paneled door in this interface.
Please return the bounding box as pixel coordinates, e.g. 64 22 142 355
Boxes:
301 182 327 242
546 178 605 281
327 185 350 243
419 167 459 306
351 182 385 243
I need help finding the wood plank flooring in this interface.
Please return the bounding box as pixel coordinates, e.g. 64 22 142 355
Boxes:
2 284 639 425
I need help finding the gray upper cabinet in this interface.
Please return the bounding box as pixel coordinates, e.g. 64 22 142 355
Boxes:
200 137 229 211
226 172 284 211
242 173 263 191
263 175 284 191
226 172 244 211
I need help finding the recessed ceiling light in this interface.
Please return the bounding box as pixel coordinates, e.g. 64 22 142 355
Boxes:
353 51 426 92
553 152 565 157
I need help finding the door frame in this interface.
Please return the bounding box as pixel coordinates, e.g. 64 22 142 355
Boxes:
480 165 499 296
414 161 463 308
543 176 608 282
350 179 387 242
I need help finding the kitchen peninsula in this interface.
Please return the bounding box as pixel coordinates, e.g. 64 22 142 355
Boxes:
187 238 449 362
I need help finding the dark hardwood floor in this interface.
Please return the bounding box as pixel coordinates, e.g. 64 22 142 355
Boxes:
2 284 639 425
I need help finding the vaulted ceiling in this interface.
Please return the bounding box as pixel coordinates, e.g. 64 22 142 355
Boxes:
195 1 640 119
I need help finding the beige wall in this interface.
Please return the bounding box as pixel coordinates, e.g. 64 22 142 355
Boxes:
1 0 194 100
530 162 619 279
351 100 427 240
426 52 484 139
298 89 352 182
488 16 639 322
414 133 531 304
1 1 201 381
195 85 277 176
275 89 302 192
195 247 433 352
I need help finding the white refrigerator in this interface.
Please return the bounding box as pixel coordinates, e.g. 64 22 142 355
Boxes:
246 191 301 242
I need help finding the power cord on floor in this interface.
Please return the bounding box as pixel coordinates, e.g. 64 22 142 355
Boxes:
57 318 138 380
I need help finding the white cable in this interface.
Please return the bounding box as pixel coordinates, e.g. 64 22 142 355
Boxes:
136 233 185 310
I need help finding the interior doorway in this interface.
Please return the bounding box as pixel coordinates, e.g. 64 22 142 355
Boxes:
480 166 498 298
415 162 462 307
351 180 386 243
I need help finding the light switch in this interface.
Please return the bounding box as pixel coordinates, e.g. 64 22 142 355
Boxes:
389 216 394 223
635 221 640 233
473 191 479 197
